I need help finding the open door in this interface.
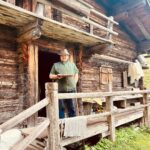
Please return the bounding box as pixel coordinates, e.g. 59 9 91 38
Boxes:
38 50 59 116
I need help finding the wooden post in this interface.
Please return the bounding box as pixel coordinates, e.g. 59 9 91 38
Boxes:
89 24 94 35
106 16 114 40
32 0 37 13
45 82 60 150
142 93 150 126
45 4 52 18
27 44 39 126
36 2 45 16
106 96 115 141
123 71 128 88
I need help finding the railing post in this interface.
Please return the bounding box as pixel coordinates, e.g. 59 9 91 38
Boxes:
142 93 150 126
106 16 114 40
45 82 60 150
106 96 115 141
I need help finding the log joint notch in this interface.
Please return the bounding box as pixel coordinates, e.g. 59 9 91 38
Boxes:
17 19 43 43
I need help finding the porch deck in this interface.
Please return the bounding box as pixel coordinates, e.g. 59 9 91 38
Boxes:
0 83 150 150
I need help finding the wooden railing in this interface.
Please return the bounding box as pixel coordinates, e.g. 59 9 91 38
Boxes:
2 0 118 43
0 82 150 150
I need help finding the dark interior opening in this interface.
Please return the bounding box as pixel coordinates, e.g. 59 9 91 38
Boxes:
38 50 59 117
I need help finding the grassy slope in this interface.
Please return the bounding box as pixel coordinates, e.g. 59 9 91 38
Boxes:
84 127 150 150
144 57 150 89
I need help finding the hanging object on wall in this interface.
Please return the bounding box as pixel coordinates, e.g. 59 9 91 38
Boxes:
128 60 144 84
137 54 149 69
99 66 113 91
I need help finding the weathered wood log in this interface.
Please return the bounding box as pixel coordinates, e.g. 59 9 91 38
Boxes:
17 27 42 43
12 119 50 150
141 93 150 126
113 0 146 15
58 90 150 100
27 44 39 126
45 83 60 150
89 43 111 52
106 96 115 141
114 12 128 22
0 98 48 132
138 40 150 52
52 0 91 16
17 19 43 43
91 54 132 64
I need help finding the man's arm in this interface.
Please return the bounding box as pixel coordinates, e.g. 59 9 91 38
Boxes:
49 74 63 80
74 73 78 84
49 74 58 79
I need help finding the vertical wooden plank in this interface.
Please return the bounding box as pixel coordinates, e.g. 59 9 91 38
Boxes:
142 93 150 126
68 48 74 63
45 4 52 18
35 45 39 104
45 83 60 150
35 2 45 16
123 71 128 88
89 24 94 34
106 96 115 141
32 0 37 12
27 44 39 126
23 0 32 11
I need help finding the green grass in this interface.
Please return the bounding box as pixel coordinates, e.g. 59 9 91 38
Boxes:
144 57 150 89
84 127 150 150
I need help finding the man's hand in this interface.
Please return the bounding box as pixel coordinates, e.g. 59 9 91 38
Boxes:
49 74 64 80
57 74 63 79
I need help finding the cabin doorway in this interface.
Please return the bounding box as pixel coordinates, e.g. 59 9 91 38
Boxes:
38 50 59 117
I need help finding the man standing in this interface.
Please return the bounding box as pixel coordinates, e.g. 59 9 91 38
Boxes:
49 49 79 118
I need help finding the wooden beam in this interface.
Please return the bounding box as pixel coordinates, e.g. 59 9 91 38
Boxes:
0 98 48 132
113 0 147 15
138 40 150 52
12 119 50 150
91 54 132 64
132 15 150 40
89 43 112 52
52 0 91 16
17 20 43 43
119 22 140 43
114 12 128 22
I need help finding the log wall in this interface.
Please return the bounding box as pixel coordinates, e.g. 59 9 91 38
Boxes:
0 0 139 123
0 25 23 123
74 1 137 92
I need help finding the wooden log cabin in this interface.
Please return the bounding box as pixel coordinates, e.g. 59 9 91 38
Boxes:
0 0 150 149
